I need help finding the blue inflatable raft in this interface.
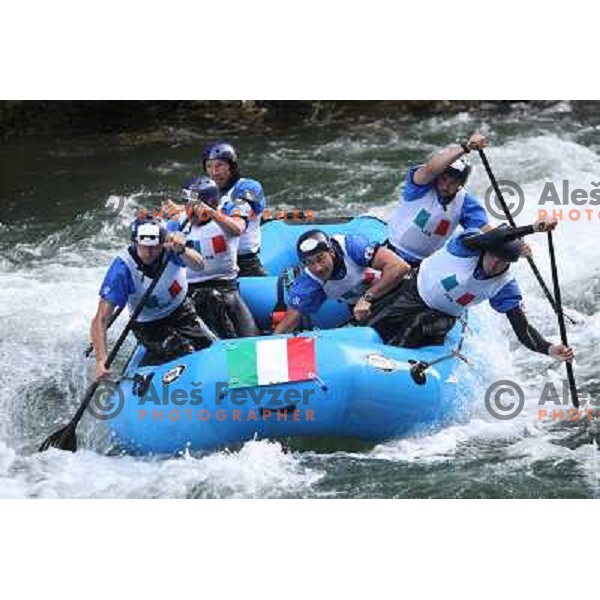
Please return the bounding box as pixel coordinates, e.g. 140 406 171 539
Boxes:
108 324 467 454
104 215 470 454
259 215 389 275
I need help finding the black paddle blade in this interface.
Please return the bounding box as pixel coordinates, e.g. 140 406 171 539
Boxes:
38 424 77 453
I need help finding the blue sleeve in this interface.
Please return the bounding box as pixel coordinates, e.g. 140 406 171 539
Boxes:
489 279 522 313
288 272 327 316
232 179 266 215
460 193 489 229
403 166 433 202
99 257 134 308
446 228 483 258
343 234 379 267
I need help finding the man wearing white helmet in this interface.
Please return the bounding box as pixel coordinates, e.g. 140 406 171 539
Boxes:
386 133 492 268
90 217 216 379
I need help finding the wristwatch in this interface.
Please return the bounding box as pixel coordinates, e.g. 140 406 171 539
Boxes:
460 140 471 154
362 292 375 303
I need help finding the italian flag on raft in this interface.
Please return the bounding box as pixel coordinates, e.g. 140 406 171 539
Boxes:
226 337 317 389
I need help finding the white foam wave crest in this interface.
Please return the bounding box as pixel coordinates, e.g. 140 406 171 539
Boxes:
0 439 323 499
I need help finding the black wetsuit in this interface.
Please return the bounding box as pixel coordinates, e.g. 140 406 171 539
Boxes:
188 279 259 339
237 252 267 277
368 225 552 353
126 250 216 364
461 224 536 253
367 274 457 347
132 298 216 365
177 209 259 339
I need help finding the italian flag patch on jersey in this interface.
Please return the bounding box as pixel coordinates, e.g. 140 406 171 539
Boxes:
226 337 316 389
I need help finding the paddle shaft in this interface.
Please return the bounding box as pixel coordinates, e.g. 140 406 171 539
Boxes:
477 149 576 325
547 231 578 408
69 254 172 427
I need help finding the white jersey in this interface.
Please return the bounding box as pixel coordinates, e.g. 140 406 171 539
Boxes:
220 177 265 255
388 188 466 262
305 235 380 304
417 241 513 317
119 251 187 323
185 219 239 284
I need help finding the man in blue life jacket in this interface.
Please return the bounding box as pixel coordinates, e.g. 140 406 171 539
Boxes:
90 217 216 379
386 133 493 268
273 229 412 334
203 142 268 276
368 217 575 362
171 176 259 339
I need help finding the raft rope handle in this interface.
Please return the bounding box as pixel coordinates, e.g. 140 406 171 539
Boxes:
409 315 473 385
312 374 328 392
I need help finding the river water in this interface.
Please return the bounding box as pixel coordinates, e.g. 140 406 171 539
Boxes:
1 101 599 498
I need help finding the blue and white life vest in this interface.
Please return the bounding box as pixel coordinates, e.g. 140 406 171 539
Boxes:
118 251 188 323
417 242 513 317
388 189 466 262
184 219 239 284
220 178 266 255
305 235 381 304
